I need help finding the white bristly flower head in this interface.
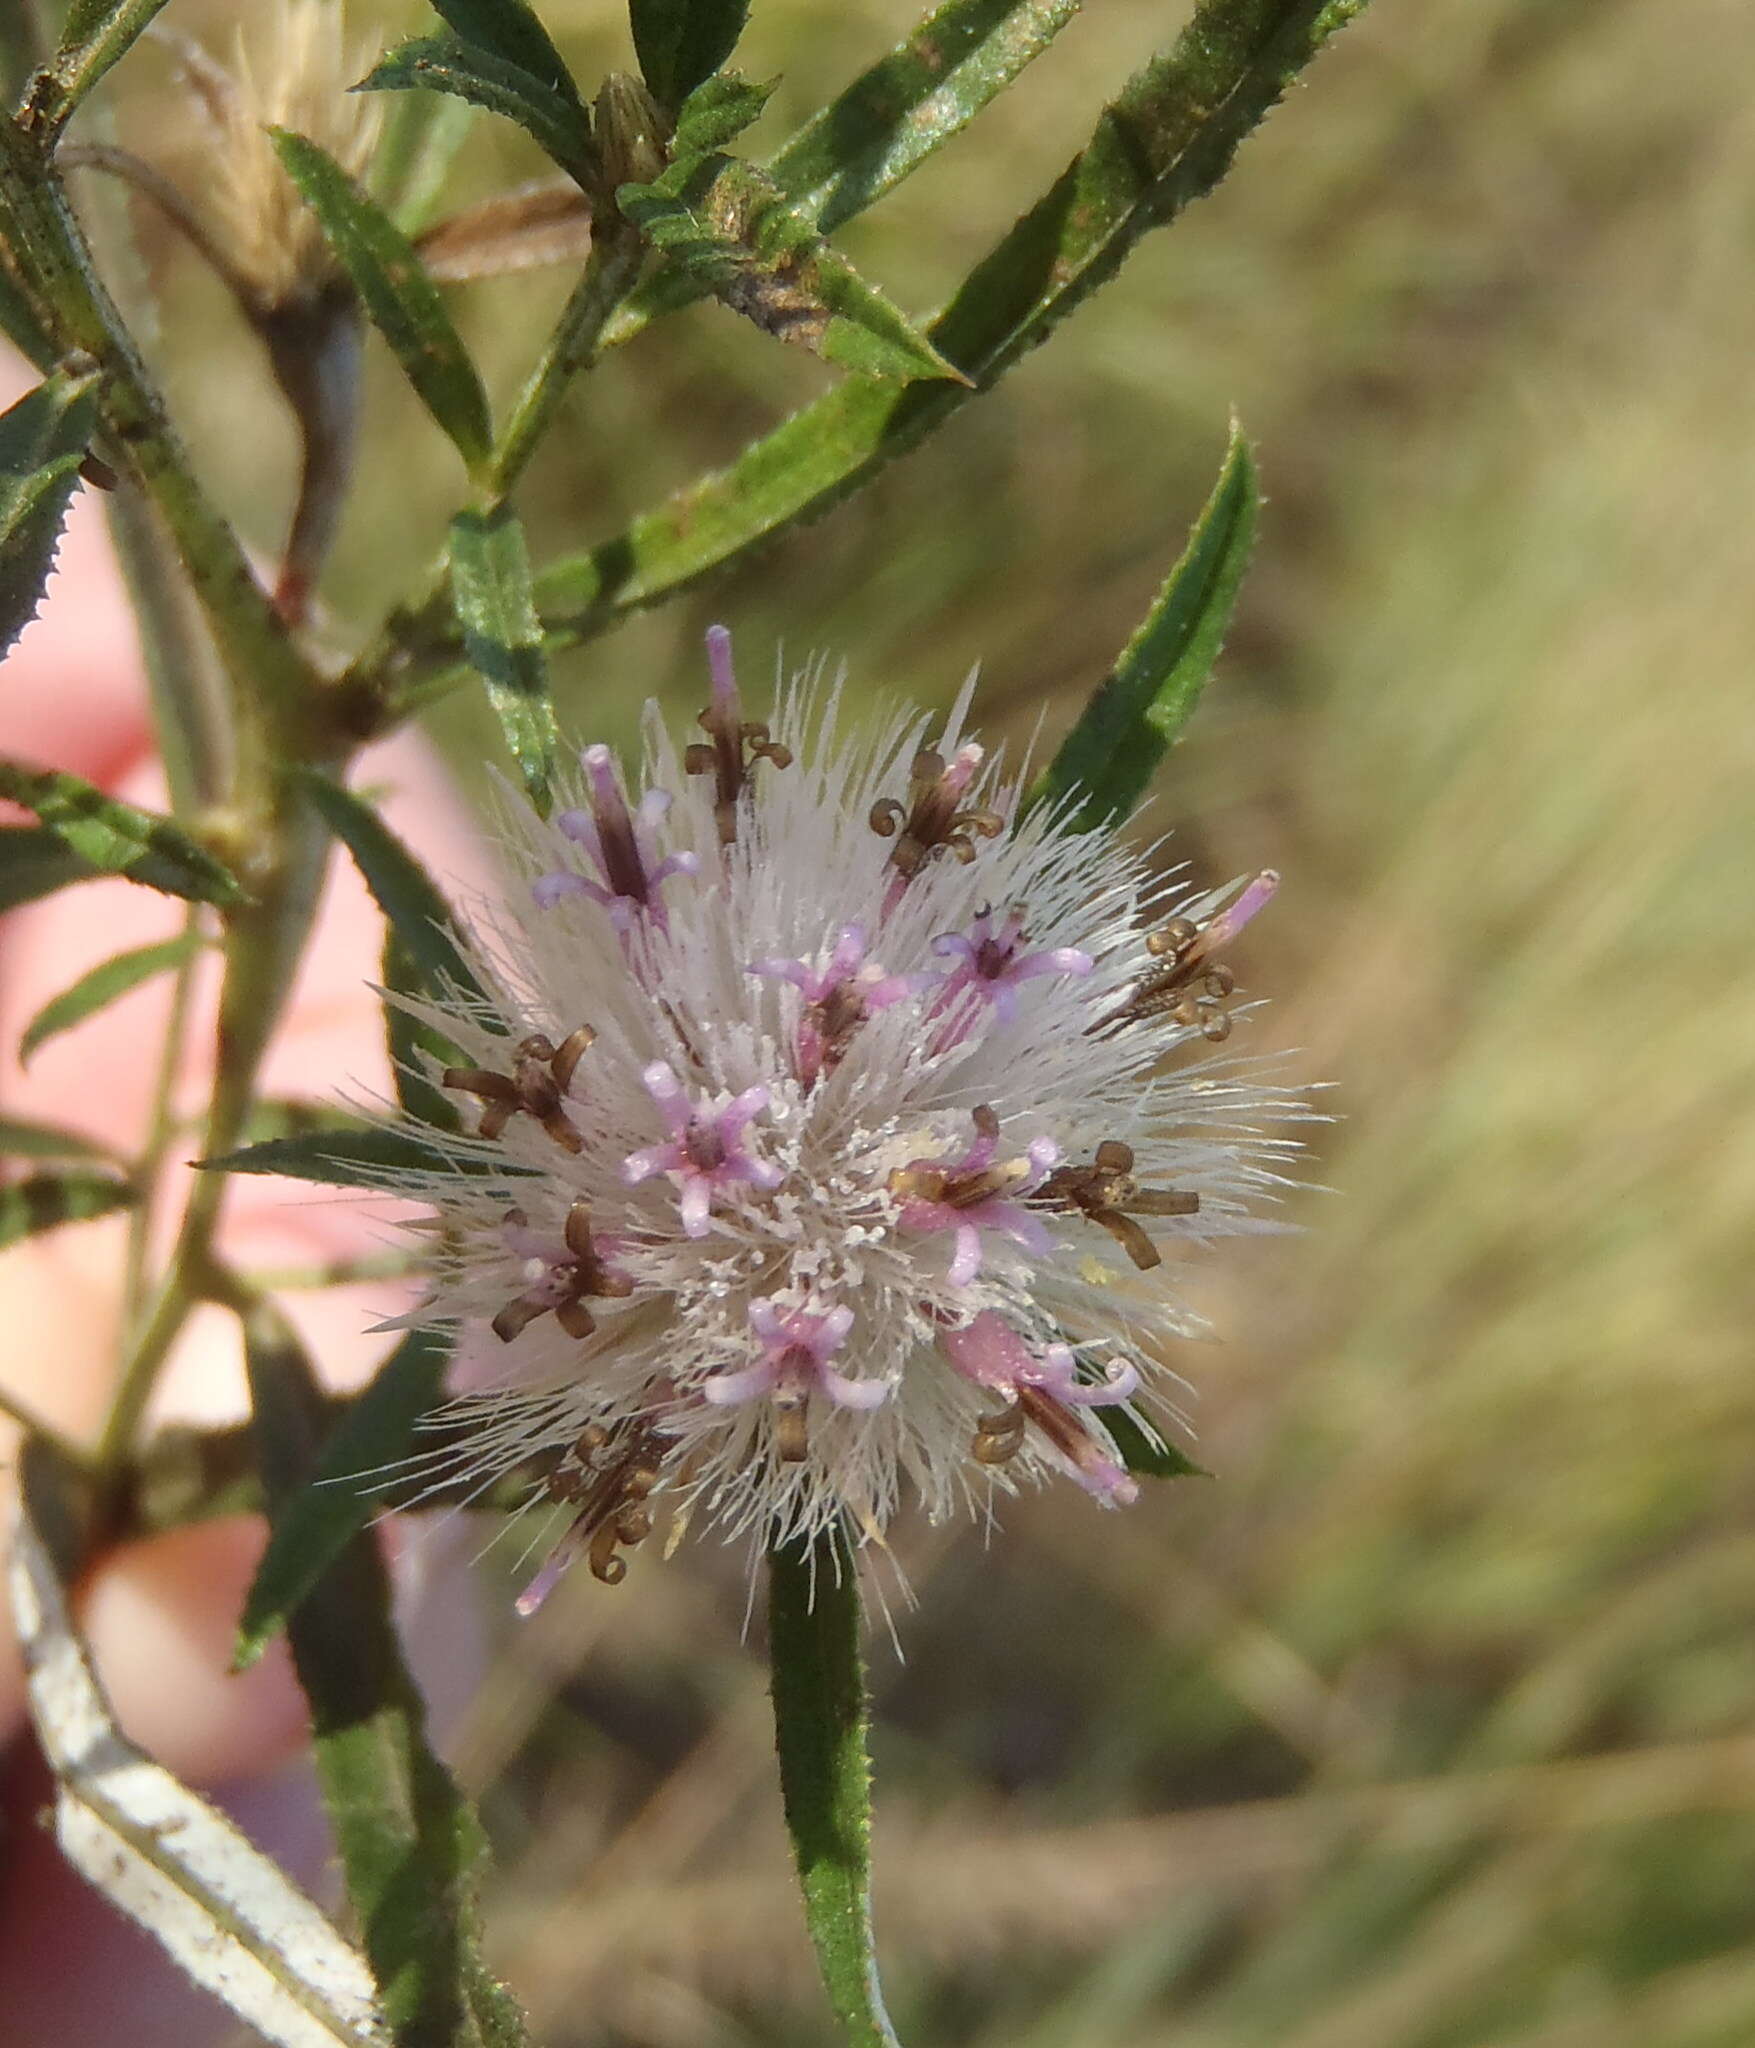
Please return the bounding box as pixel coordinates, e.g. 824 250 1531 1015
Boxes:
386 630 1300 1611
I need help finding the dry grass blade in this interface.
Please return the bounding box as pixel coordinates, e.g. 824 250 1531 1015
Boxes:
9 1443 387 2048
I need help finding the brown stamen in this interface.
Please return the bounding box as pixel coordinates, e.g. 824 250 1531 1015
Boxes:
887 1106 1029 1210
869 747 1004 881
685 708 791 846
493 1201 634 1343
1109 916 1244 1039
971 1397 1026 1466
1032 1138 1199 1272
443 1026 594 1151
773 1394 811 1464
548 1416 667 1586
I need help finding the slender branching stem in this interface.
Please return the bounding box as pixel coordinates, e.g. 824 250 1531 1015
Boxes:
119 903 205 1336
491 224 644 498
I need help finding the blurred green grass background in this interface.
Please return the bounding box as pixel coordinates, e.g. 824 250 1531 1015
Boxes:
120 0 1755 2039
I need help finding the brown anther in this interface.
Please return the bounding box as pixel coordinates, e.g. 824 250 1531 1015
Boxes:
442 1026 593 1151
1032 1138 1199 1272
869 747 1004 881
1108 924 1237 1039
887 1106 1028 1210
492 1201 634 1344
686 709 792 845
971 1398 1026 1466
773 1398 810 1464
807 982 870 1079
546 1418 667 1586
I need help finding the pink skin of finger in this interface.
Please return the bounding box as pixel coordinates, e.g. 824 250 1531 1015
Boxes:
0 352 490 2036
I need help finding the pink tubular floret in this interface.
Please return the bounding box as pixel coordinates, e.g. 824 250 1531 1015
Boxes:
895 1117 1060 1286
928 904 1094 1041
704 1299 886 1412
533 744 699 928
621 1062 784 1237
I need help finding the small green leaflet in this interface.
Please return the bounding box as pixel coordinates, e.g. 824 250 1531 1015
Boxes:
768 1530 899 2048
0 825 98 913
357 34 595 189
669 70 776 162
271 129 493 477
200 1123 520 1188
449 506 561 816
299 769 486 1009
0 1170 135 1249
1027 422 1259 829
383 927 466 1131
630 0 750 113
241 1311 527 2046
1107 1406 1206 1482
618 152 969 384
20 932 201 1066
0 365 100 657
24 1 176 143
236 1328 453 1671
426 0 586 116
607 0 1081 343
770 0 1081 236
0 763 246 905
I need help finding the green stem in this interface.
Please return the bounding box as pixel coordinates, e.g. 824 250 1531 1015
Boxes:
769 1528 900 2048
95 795 329 1489
490 227 645 498
341 227 646 732
119 903 203 1334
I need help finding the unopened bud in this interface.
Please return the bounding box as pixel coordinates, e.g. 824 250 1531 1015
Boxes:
594 73 671 194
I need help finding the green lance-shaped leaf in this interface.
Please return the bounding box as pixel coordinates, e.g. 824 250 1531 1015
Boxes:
271 130 493 477
201 1123 525 1189
238 1098 373 1148
619 152 969 384
384 927 467 1132
0 1168 135 1248
505 0 1357 656
19 931 201 1066
609 0 1082 345
0 1112 120 1165
10 1441 389 2048
449 505 561 815
21 0 175 144
631 0 749 113
242 1309 527 2048
0 824 97 912
0 363 100 655
669 69 776 162
0 762 246 905
427 0 585 113
357 34 595 189
768 1529 899 2048
773 0 1080 236
299 769 486 1011
1028 420 1259 829
236 1327 454 1671
1106 1406 1207 1482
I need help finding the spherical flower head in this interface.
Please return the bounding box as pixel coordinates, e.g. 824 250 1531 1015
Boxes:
384 632 1301 1608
